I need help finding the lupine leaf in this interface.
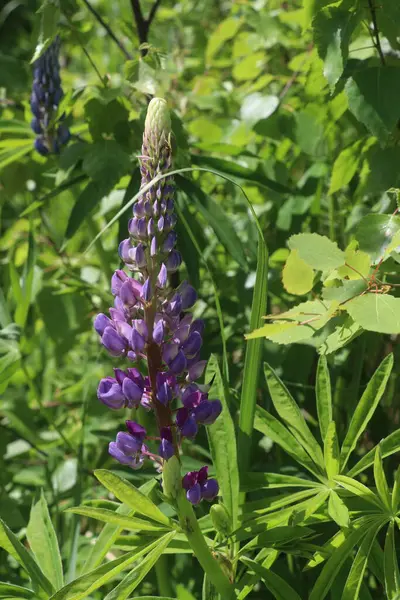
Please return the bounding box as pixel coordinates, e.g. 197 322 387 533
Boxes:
327 490 349 528
342 519 387 600
373 446 391 511
241 472 320 492
26 490 63 591
0 518 53 596
316 356 332 443
240 557 302 600
206 355 239 528
49 542 161 600
340 353 393 470
309 526 370 600
254 405 322 479
392 466 400 513
0 583 35 598
81 480 158 575
94 470 171 526
334 475 383 510
324 421 339 479
240 525 314 553
66 507 172 532
236 549 279 600
384 521 400 599
348 429 400 477
264 363 324 468
103 531 176 600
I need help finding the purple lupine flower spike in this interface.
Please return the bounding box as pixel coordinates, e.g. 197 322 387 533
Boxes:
31 37 70 155
93 98 221 497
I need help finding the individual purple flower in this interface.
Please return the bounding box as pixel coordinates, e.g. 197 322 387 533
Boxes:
159 427 175 460
182 466 218 504
101 326 127 356
97 377 125 409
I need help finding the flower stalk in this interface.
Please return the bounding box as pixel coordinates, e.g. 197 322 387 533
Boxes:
94 98 233 596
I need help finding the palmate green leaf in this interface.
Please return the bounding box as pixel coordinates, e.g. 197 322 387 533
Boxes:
345 294 400 335
176 175 248 270
240 557 302 600
328 490 349 528
26 490 63 591
334 476 383 510
238 225 268 480
0 518 53 597
282 249 314 295
264 363 324 468
206 355 239 529
346 67 400 143
313 6 359 89
340 353 393 471
241 472 319 492
342 518 387 600
50 540 162 600
324 421 340 479
236 548 279 600
94 470 171 526
348 430 400 477
316 356 332 442
309 525 370 600
66 507 172 532
254 406 322 479
103 531 176 600
241 489 320 521
373 446 391 512
81 480 158 575
0 583 35 598
384 521 400 599
288 233 345 271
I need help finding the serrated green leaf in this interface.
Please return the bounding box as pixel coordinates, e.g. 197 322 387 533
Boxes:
264 363 324 468
240 557 302 600
319 316 363 355
206 355 239 529
337 245 371 281
328 490 349 528
324 421 340 479
103 531 176 600
346 67 400 143
340 353 393 470
27 490 63 590
373 446 391 512
346 294 400 335
355 214 400 264
66 507 172 532
316 356 332 442
328 141 362 195
288 233 345 270
282 249 314 295
94 471 171 526
384 521 400 599
313 6 359 88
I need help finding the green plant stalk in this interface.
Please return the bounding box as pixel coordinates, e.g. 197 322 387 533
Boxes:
155 555 173 598
174 484 234 598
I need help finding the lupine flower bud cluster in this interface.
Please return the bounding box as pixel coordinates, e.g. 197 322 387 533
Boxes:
94 98 220 504
30 37 70 155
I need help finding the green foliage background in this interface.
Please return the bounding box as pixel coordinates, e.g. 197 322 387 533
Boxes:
1 0 400 598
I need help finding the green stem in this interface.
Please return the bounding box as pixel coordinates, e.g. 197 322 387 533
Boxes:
175 489 234 598
328 196 335 241
86 215 113 281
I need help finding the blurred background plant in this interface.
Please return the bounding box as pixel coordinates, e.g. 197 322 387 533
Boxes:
1 0 400 598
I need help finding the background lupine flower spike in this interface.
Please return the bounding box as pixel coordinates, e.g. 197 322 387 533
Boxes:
93 97 221 503
31 36 70 155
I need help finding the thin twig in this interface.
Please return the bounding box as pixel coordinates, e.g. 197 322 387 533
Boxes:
130 0 162 54
148 0 162 28
81 0 133 60
367 0 386 65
